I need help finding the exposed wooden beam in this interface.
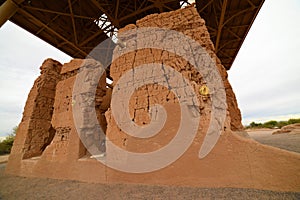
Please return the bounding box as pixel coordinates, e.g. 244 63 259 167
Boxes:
215 0 227 51
68 0 78 45
17 8 87 57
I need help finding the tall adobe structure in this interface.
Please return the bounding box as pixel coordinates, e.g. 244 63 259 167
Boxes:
6 6 300 192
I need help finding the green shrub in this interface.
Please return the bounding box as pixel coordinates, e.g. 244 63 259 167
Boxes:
277 121 289 128
0 126 17 155
246 118 300 129
287 118 300 124
249 122 262 128
263 120 278 128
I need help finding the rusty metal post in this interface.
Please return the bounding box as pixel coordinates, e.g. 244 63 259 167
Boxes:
0 0 24 28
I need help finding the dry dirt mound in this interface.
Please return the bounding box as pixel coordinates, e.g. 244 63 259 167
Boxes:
273 123 300 135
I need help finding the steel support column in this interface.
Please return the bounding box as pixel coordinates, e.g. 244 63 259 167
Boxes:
0 0 24 28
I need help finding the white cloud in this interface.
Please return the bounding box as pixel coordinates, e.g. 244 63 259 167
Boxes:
0 22 71 135
229 0 300 124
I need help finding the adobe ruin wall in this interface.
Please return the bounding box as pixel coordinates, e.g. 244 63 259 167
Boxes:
6 6 300 192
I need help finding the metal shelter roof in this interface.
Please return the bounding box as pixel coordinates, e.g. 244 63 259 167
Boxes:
0 0 264 70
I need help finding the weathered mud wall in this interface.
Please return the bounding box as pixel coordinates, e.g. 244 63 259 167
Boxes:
9 59 62 160
105 5 242 152
42 59 109 161
108 7 242 133
6 6 300 192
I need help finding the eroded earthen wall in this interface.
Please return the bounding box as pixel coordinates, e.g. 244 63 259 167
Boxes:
42 59 110 160
10 59 62 159
105 6 242 152
6 5 300 192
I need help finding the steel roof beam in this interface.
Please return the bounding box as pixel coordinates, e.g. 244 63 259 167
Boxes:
18 8 87 57
68 0 78 45
0 0 24 27
215 0 227 52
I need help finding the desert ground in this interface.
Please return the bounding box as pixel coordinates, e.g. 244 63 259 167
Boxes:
0 129 299 199
247 129 300 153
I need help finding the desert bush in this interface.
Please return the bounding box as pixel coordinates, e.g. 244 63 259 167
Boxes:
249 122 262 128
0 126 17 155
263 120 278 128
246 118 300 129
277 121 289 128
287 118 300 124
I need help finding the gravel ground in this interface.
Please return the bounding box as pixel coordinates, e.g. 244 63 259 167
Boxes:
0 164 299 200
0 156 9 164
247 129 300 153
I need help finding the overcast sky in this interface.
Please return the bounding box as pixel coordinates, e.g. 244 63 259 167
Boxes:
0 0 299 136
228 0 300 124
